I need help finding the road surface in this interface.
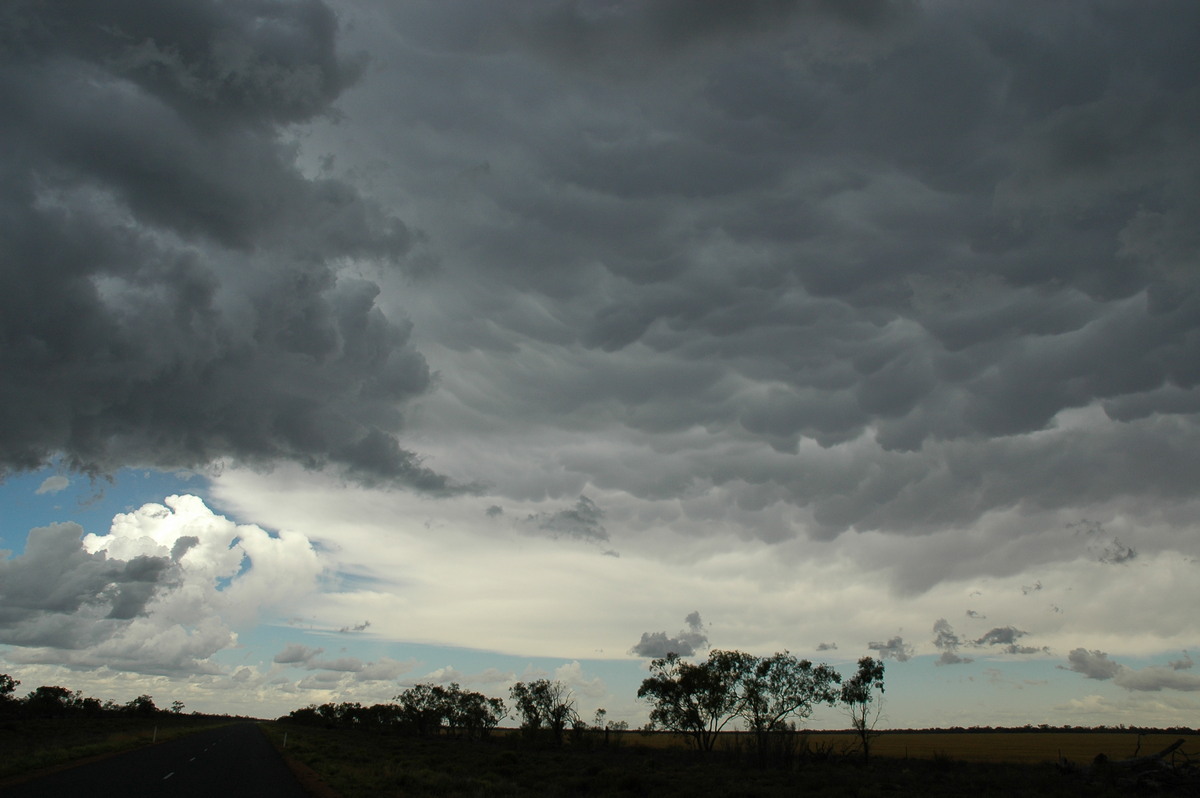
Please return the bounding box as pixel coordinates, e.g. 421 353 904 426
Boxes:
1 722 311 797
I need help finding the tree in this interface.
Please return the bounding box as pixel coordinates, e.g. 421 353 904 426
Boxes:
509 679 578 745
739 651 841 763
396 683 451 737
171 700 186 714
443 683 506 739
841 656 885 763
0 673 18 700
24 685 75 717
125 694 158 715
637 650 753 754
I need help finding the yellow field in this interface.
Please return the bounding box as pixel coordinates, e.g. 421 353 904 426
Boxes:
833 732 1197 764
614 730 1199 765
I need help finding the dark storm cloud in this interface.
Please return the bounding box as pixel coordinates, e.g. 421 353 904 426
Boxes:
372 0 1200 557
0 0 462 491
0 522 175 646
630 611 709 658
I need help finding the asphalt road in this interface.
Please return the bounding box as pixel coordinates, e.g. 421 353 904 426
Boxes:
1 722 311 797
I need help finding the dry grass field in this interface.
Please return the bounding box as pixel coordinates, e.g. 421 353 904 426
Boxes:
818 731 1199 764
618 728 1199 765
262 724 1200 797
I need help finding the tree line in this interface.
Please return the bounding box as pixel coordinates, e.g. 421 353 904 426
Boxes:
280 651 885 762
0 673 184 718
2 649 885 761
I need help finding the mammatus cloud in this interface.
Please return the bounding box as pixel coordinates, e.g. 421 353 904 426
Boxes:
0 0 462 491
2 495 321 676
868 636 913 663
1063 648 1200 692
630 611 709 658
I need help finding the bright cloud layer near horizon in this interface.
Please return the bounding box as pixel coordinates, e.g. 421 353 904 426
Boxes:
1 0 1199 728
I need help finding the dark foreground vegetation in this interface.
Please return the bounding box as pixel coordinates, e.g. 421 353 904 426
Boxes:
0 672 239 782
263 722 1200 798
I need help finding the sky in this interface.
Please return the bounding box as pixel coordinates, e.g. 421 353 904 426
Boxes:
1 0 1199 730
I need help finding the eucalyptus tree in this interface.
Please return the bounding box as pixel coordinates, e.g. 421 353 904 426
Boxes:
395 683 451 737
637 649 755 754
841 656 886 763
739 651 841 762
509 679 578 745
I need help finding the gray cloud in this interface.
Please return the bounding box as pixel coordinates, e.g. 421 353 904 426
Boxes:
7 0 1200 613
868 635 913 662
170 535 201 561
274 643 324 665
974 626 1046 656
1063 648 1123 681
35 475 69 495
1063 648 1200 692
0 522 176 646
526 495 608 543
1096 538 1138 565
342 0 1200 597
0 0 464 491
630 611 709 658
816 642 838 651
932 618 972 666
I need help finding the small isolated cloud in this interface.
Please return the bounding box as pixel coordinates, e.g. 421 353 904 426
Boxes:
485 505 503 518
630 610 709 658
274 644 324 665
1169 652 1194 671
816 642 838 651
354 657 416 682
1063 648 1123 681
422 665 464 684
309 656 364 673
1063 648 1200 692
526 496 608 543
933 618 972 666
338 620 371 633
35 475 69 495
974 626 1045 655
868 636 913 662
1116 667 1200 692
555 660 605 698
1095 538 1137 565
966 610 985 619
